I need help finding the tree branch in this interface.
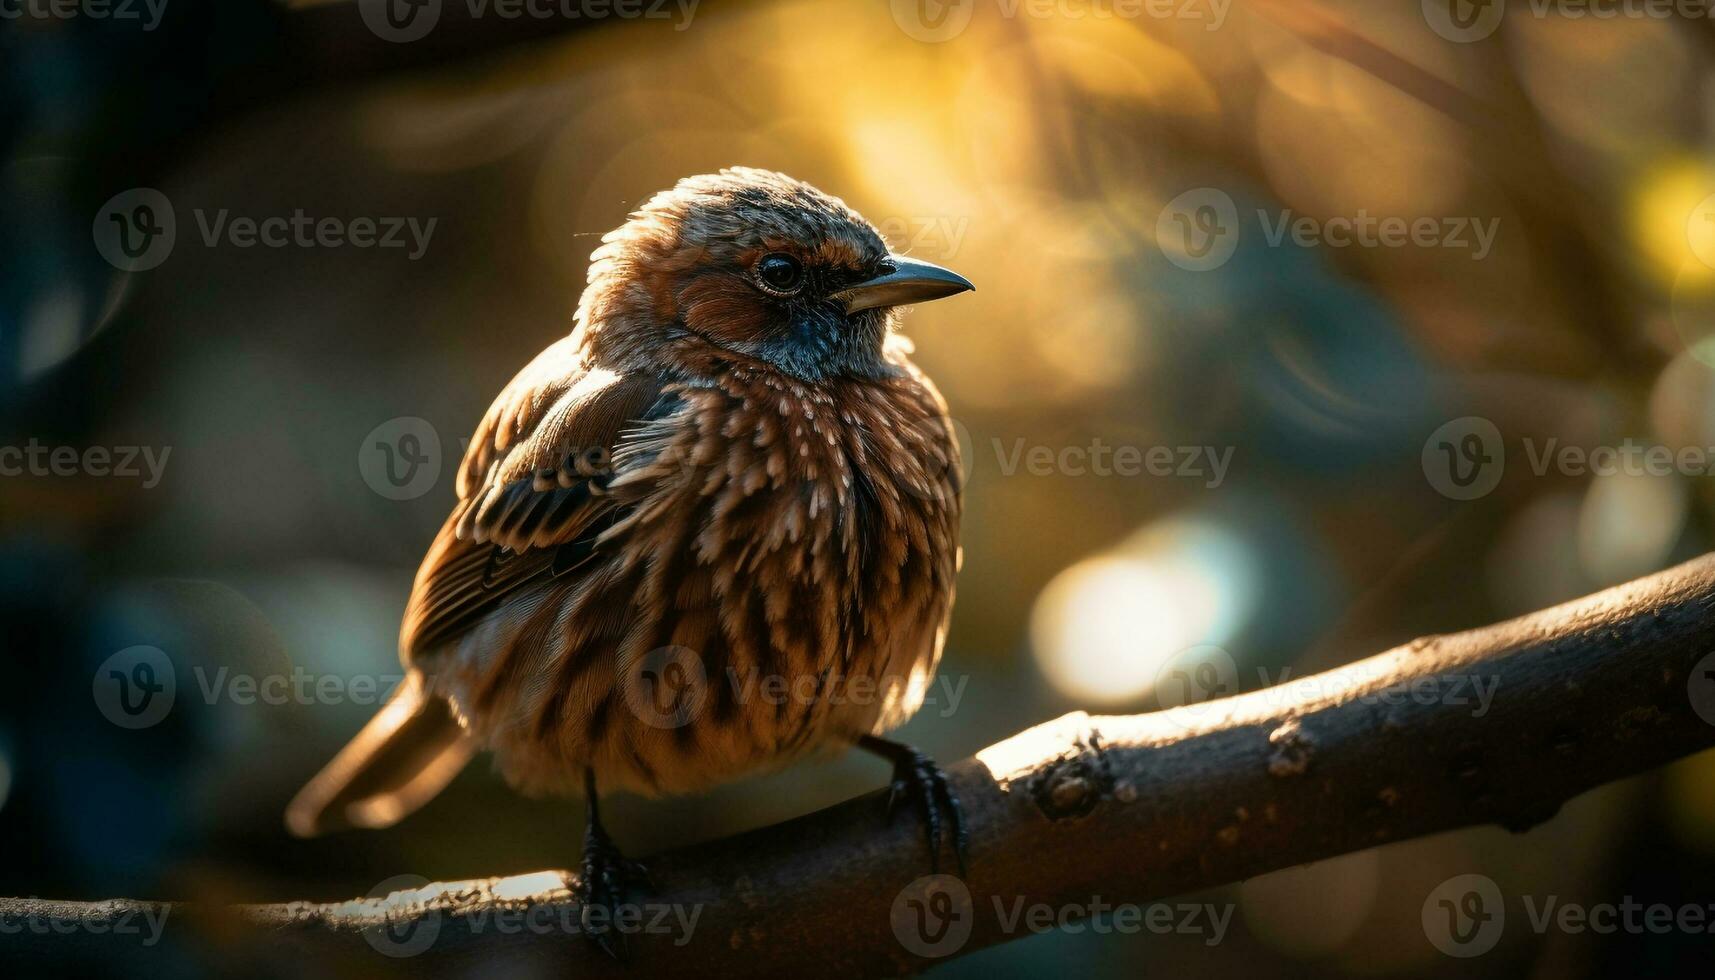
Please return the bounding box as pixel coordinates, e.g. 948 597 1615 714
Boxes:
10 554 1715 976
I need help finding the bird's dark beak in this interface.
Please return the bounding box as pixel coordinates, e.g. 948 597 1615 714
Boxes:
834 255 974 314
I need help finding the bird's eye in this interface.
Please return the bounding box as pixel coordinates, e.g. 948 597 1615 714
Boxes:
755 253 805 296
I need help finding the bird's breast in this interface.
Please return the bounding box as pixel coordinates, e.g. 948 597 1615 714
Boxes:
464 361 962 799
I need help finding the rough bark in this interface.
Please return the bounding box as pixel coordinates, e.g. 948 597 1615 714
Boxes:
8 555 1715 976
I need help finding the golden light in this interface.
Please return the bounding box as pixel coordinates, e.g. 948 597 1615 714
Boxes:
1630 159 1715 288
1029 518 1258 705
1577 467 1687 587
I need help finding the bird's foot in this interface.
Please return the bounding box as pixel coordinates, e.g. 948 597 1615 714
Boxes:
574 820 652 959
864 736 968 877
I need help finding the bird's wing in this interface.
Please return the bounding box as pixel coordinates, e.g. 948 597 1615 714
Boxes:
400 337 668 663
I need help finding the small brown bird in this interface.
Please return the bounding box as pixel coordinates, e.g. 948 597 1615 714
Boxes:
286 169 973 923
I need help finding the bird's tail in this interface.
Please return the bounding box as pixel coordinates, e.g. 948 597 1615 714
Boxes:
284 671 477 838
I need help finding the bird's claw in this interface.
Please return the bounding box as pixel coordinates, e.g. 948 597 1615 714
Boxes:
574 822 651 960
884 747 968 877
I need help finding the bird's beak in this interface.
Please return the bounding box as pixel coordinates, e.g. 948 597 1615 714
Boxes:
834 255 974 314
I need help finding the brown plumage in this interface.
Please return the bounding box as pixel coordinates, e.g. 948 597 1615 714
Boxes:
286 169 973 918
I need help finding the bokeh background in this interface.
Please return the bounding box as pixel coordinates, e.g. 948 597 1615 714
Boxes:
6 0 1715 975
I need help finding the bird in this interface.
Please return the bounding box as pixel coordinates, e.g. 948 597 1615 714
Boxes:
285 168 974 936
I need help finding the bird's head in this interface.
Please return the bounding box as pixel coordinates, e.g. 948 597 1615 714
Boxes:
574 168 972 381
